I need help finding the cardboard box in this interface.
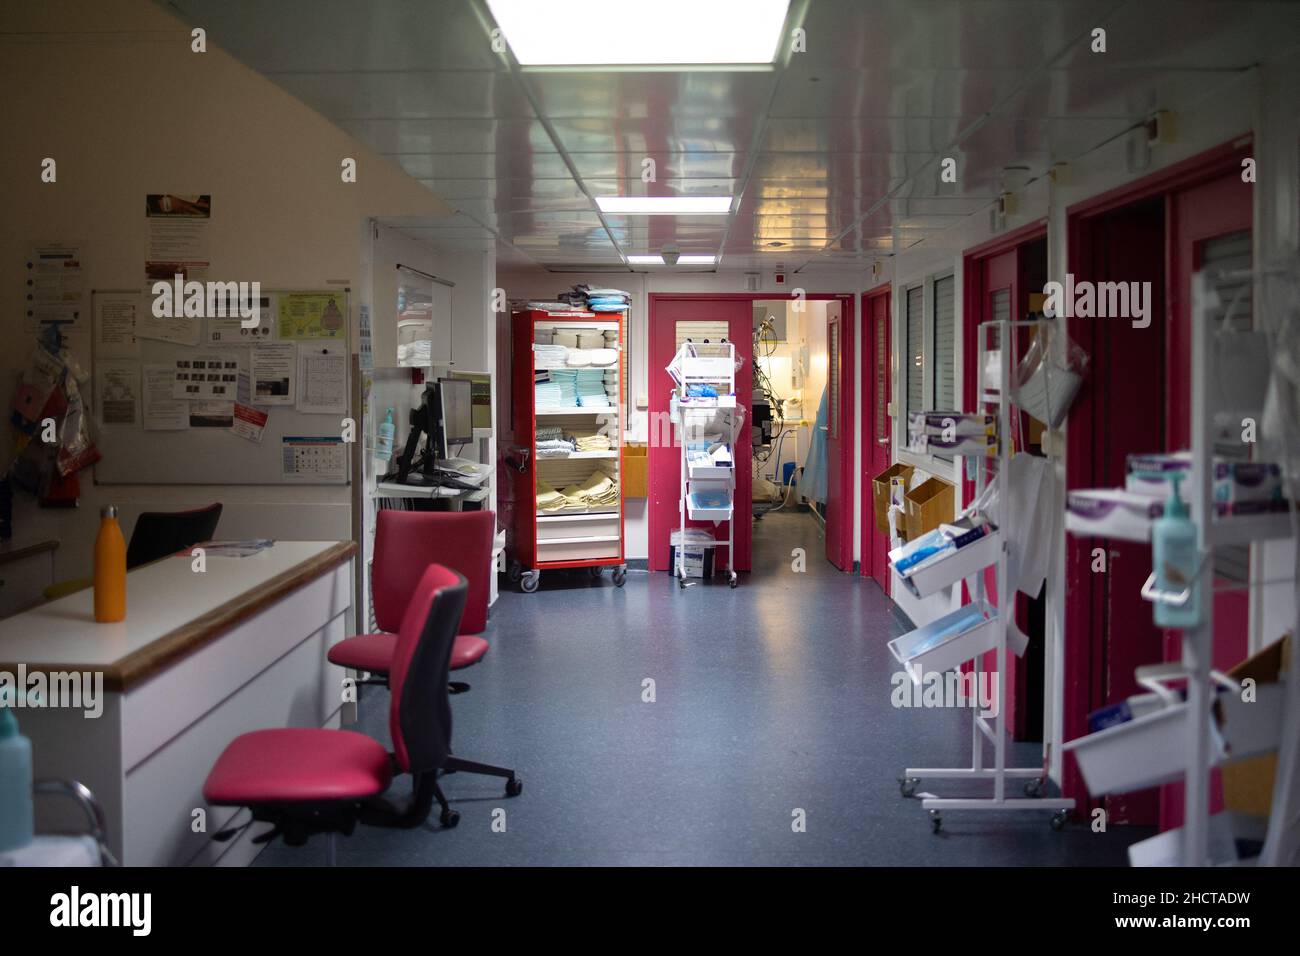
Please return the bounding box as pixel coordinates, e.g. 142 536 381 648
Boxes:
622 444 647 498
1221 634 1290 817
872 462 914 534
904 476 954 542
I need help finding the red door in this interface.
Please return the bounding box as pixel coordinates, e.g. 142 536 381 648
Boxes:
648 297 753 573
862 286 892 588
824 299 854 571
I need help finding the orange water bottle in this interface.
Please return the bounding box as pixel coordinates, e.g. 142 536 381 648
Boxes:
94 505 126 622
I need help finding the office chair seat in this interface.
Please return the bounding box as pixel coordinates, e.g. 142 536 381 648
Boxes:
329 631 488 673
204 728 392 805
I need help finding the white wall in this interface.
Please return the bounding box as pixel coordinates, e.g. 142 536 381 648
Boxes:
496 269 865 562
0 0 451 579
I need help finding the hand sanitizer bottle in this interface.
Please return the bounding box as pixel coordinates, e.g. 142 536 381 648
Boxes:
0 699 34 852
376 408 396 460
1153 474 1201 628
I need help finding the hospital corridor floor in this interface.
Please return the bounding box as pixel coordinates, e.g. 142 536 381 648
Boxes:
255 511 1151 866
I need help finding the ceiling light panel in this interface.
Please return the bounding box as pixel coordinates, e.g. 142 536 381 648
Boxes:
486 0 791 67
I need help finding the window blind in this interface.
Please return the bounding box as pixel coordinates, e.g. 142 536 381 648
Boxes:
906 285 924 420
933 275 955 409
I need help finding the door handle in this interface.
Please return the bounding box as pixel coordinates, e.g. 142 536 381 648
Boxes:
877 437 890 445
818 425 829 432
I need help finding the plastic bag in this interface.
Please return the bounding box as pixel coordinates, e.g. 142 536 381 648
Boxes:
1012 324 1088 427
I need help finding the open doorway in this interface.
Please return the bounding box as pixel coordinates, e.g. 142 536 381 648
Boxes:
647 293 854 576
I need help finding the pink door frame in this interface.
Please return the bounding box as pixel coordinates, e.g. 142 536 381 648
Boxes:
647 292 856 574
860 282 892 588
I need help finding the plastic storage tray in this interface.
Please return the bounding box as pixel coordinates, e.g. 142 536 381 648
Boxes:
687 491 733 523
1065 703 1227 795
890 529 1000 599
887 600 1024 684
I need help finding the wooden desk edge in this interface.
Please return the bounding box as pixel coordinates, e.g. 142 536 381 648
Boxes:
4 541 357 692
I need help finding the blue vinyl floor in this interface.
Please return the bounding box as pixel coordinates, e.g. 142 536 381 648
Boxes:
256 511 1151 866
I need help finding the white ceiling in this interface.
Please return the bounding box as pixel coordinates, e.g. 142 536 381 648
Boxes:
163 0 1300 272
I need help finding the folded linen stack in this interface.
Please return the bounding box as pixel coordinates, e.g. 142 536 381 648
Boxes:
544 369 580 406
562 470 619 507
534 376 564 407
575 368 609 407
572 430 612 452
534 343 568 367
584 288 630 313
536 478 576 512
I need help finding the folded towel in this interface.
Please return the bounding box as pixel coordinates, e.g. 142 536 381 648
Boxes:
586 348 619 366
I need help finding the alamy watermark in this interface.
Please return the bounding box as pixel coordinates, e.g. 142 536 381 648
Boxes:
891 669 999 718
1 665 104 718
1042 274 1152 328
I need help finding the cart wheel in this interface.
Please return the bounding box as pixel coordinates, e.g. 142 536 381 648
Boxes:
520 571 540 594
612 566 626 587
507 560 522 583
929 810 942 834
729 571 738 589
899 776 919 798
1050 810 1068 831
440 807 460 828
1024 778 1044 798
505 775 523 797
588 566 603 580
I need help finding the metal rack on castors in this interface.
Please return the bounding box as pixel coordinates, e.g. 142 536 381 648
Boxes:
666 340 742 589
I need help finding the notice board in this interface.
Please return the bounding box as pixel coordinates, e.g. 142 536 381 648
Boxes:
89 287 351 485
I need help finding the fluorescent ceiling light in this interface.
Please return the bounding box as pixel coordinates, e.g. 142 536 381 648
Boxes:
627 255 717 265
486 0 790 66
597 196 733 215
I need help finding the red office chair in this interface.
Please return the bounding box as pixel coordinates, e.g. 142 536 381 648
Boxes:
328 509 521 797
204 565 466 862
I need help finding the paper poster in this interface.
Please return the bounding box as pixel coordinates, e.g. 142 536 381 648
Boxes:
173 351 241 401
281 436 347 482
137 305 201 347
142 364 188 430
297 344 346 414
206 292 274 344
231 403 268 443
358 304 372 370
189 400 233 428
251 342 296 405
96 361 140 427
145 193 210 284
94 292 141 358
26 241 86 331
277 292 346 340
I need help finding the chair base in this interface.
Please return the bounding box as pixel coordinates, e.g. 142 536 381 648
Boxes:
442 756 523 797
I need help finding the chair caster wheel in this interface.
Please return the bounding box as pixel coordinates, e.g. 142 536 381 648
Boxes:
440 808 460 828
728 572 738 588
520 572 539 593
929 810 942 834
1050 810 1068 831
899 776 919 798
505 776 523 797
613 567 626 587
1024 778 1044 798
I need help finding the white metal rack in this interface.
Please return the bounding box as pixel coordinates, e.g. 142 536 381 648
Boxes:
667 341 742 589
1154 269 1298 866
899 318 1075 832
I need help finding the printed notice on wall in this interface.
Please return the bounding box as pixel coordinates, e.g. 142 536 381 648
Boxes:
231 402 269 443
281 436 347 482
277 292 346 340
251 342 296 405
142 364 188 430
145 194 210 284
206 292 274 344
297 344 346 414
94 292 141 358
190 400 234 429
173 350 241 401
26 241 86 332
95 361 140 428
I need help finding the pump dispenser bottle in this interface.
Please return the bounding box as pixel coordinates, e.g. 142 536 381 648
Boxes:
0 701 34 852
1152 474 1201 628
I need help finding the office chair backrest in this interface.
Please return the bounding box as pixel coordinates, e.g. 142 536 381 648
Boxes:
389 564 466 775
126 503 223 569
372 509 495 635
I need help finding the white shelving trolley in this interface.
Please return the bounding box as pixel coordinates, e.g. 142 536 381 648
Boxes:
666 340 743 589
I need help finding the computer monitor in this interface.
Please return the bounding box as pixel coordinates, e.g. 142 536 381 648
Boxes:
438 377 474 449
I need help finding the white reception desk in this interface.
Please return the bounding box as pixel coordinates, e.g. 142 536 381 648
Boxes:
0 540 356 866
